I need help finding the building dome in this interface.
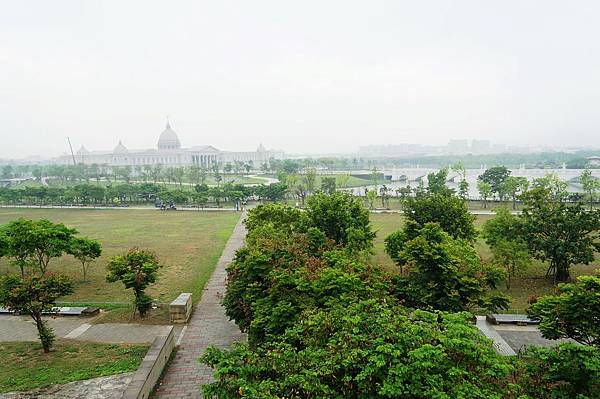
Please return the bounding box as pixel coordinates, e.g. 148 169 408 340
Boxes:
113 140 128 154
76 145 89 155
158 120 181 150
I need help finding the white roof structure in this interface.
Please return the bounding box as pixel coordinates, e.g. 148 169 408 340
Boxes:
157 120 181 150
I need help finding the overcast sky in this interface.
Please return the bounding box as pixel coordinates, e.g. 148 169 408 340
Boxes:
2 1 600 158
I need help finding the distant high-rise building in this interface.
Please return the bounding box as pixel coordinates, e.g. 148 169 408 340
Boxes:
471 139 491 154
447 139 469 154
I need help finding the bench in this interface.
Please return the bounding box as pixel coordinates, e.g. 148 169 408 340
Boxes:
486 314 539 326
170 293 192 323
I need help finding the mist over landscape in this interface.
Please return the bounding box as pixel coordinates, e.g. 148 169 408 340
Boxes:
1 3 600 399
2 0 600 160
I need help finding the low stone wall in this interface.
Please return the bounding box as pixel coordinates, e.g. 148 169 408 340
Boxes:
169 293 192 323
122 325 175 399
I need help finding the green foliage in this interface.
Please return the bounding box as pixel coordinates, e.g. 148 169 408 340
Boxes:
0 274 74 352
520 180 600 281
528 274 600 347
0 218 77 276
426 167 452 195
384 230 408 274
477 180 492 208
394 223 508 312
0 341 148 393
482 208 531 289
68 237 102 281
203 300 513 399
306 192 376 252
106 248 162 318
320 176 337 194
478 166 511 197
581 168 600 210
514 343 600 399
223 226 385 345
403 191 477 242
244 203 306 235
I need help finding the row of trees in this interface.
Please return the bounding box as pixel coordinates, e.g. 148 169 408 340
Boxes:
0 218 162 352
0 182 288 206
202 192 599 398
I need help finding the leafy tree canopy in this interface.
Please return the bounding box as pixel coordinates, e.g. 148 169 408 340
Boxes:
528 273 600 347
203 300 512 399
394 223 509 313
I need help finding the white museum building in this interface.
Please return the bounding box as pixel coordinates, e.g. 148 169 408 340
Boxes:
54 121 285 168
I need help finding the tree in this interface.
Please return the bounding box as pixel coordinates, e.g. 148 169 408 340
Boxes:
395 223 508 312
335 174 350 189
306 192 375 252
477 180 492 209
426 167 450 195
0 274 73 352
320 177 336 194
366 188 377 209
68 237 102 282
402 191 477 242
500 176 528 210
482 207 531 289
384 230 408 274
514 343 600 399
520 181 600 281
478 166 510 198
202 301 512 399
304 168 317 194
451 162 468 200
0 219 77 276
528 273 600 347
106 248 162 318
581 168 600 210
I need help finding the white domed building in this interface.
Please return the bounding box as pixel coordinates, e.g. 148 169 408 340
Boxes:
57 120 284 168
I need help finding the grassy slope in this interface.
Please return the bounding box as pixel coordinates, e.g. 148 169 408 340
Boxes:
0 209 240 305
0 340 147 393
369 213 600 312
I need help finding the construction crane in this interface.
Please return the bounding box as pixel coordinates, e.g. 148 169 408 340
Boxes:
67 136 77 165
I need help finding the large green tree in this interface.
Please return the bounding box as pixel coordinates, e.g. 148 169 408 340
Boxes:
393 223 508 312
0 219 77 276
478 166 510 198
203 301 512 399
306 192 375 252
520 180 600 281
482 207 531 289
528 274 600 347
402 190 476 242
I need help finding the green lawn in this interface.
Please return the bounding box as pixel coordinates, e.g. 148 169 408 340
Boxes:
369 213 600 312
0 209 240 317
0 340 147 393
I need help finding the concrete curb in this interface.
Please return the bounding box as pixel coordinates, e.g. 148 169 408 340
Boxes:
122 325 175 399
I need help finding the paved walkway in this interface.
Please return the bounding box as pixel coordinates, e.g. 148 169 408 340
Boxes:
154 213 248 399
0 316 169 344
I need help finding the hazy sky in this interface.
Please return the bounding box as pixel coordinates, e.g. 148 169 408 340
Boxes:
2 1 600 158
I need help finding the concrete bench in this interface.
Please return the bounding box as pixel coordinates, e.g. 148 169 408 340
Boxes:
170 293 192 323
486 314 539 326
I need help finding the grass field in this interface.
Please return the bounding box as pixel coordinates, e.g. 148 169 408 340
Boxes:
0 340 147 393
0 209 240 319
369 213 599 312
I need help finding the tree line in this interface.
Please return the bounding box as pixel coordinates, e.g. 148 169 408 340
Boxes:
0 182 288 207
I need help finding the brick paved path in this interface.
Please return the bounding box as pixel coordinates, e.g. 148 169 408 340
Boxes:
154 213 247 398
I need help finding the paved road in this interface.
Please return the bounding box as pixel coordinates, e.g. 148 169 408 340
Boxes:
154 212 247 399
